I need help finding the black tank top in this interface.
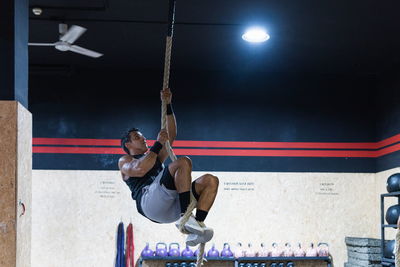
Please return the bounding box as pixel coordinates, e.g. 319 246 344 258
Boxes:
124 154 163 201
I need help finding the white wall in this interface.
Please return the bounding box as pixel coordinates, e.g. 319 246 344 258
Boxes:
31 169 399 267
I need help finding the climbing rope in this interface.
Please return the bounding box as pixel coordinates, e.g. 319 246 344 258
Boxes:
161 35 177 162
161 0 206 265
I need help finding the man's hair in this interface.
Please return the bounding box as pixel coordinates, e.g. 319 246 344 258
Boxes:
121 128 139 155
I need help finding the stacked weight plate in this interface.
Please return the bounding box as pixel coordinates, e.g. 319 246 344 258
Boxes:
344 237 382 267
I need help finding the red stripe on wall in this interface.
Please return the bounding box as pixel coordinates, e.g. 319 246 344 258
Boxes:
33 146 123 154
376 143 400 157
173 140 378 149
32 146 379 157
33 138 379 149
33 138 127 146
376 133 400 148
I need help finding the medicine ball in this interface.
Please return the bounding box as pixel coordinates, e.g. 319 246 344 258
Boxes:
387 173 400 193
385 204 400 225
384 240 395 259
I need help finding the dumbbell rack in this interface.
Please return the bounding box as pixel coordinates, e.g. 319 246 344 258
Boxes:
236 256 331 267
139 256 234 267
380 191 400 266
139 256 332 267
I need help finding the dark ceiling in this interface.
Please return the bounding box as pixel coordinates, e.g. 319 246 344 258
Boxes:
28 0 400 75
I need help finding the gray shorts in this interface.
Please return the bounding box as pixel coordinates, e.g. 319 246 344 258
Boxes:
140 167 181 223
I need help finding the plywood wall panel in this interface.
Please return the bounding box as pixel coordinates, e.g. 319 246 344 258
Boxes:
0 101 17 267
0 101 32 267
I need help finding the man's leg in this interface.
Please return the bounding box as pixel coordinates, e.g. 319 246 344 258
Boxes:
192 174 219 222
167 157 219 218
167 156 219 246
168 156 192 192
167 156 192 214
166 156 206 235
184 174 219 246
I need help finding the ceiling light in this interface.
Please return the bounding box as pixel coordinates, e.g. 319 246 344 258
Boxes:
242 27 270 43
32 7 42 16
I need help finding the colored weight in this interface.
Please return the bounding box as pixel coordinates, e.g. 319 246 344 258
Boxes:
293 243 305 257
270 243 282 257
234 242 244 258
207 243 220 257
384 240 396 259
141 242 154 257
387 173 400 193
194 249 206 258
257 243 268 257
221 243 234 257
317 243 329 257
305 243 317 257
245 243 256 257
386 204 400 225
181 245 194 257
156 242 168 257
168 243 181 257
283 243 294 257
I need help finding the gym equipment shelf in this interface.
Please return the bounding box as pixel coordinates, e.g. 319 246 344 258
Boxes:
381 258 394 265
139 256 234 267
236 256 332 267
139 256 332 267
380 191 400 266
382 225 398 228
140 256 235 261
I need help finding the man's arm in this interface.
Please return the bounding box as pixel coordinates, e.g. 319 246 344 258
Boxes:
119 129 168 177
166 105 177 144
159 88 177 162
119 153 158 178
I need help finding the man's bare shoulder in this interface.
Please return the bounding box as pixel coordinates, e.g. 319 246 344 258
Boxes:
118 154 133 168
119 155 136 180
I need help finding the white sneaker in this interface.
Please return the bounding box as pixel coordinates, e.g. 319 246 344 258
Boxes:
186 227 214 247
175 215 205 235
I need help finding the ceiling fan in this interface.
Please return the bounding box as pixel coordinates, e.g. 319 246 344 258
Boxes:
28 23 103 58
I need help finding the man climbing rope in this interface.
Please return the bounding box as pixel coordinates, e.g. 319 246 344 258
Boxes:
118 88 219 246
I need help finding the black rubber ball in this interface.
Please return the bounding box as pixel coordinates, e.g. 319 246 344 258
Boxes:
386 204 400 225
384 240 396 259
387 173 400 193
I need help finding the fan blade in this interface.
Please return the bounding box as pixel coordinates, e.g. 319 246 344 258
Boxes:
69 45 103 58
60 25 86 44
28 42 56 46
59 23 68 35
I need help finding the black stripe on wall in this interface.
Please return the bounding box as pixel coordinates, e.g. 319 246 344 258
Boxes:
33 153 377 173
